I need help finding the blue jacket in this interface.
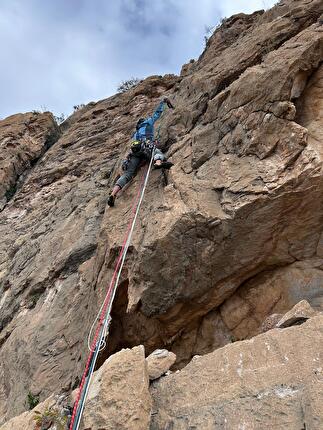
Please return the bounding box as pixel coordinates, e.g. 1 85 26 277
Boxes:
132 101 165 141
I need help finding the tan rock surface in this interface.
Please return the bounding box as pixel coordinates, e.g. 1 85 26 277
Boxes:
146 349 176 380
0 0 323 423
277 299 319 328
220 259 323 340
261 313 283 333
0 396 56 430
0 76 177 423
150 315 323 430
81 346 151 430
132 2 323 322
0 111 58 209
102 0 323 369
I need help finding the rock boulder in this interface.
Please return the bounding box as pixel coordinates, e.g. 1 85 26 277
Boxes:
81 346 151 430
276 299 319 328
146 349 176 381
150 315 323 429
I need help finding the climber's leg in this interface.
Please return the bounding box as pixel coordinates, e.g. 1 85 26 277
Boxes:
107 185 121 207
108 155 142 207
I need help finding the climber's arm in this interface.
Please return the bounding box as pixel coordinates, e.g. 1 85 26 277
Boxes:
147 101 166 126
147 98 174 126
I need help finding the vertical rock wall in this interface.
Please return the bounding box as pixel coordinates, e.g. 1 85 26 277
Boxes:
0 0 323 424
0 112 58 209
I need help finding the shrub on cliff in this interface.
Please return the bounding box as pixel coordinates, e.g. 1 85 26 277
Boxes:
117 77 141 93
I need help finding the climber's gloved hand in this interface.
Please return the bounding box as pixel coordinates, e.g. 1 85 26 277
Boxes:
163 97 174 109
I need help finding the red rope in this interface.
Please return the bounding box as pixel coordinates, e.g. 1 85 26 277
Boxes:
69 166 148 430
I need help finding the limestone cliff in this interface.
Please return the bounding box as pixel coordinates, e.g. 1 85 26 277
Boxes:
0 0 323 428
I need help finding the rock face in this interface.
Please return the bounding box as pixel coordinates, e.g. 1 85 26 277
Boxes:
132 0 323 318
0 0 323 425
150 315 323 430
0 75 177 423
0 396 59 430
146 349 176 380
276 299 319 328
261 313 283 333
104 0 323 366
81 346 151 430
219 258 323 340
0 111 58 210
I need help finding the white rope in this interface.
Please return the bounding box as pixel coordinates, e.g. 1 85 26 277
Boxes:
104 149 155 325
87 149 155 352
73 312 110 430
87 301 109 352
73 150 156 430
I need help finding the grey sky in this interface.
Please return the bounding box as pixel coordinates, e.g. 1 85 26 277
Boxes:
0 0 276 119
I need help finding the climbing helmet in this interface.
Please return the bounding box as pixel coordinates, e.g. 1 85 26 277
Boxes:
131 140 142 153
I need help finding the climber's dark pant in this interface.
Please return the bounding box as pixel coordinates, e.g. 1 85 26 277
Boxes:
116 149 165 189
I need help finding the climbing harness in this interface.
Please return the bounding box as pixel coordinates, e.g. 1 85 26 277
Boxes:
69 148 156 430
131 138 156 156
141 139 156 158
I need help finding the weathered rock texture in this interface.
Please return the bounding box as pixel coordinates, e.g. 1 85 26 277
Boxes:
2 314 322 429
0 0 323 425
150 315 323 430
146 349 176 381
81 345 151 430
0 75 177 423
276 299 319 328
0 111 58 210
0 396 58 430
104 0 323 367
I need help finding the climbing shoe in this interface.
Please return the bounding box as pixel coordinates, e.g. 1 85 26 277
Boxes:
154 161 173 170
107 195 115 207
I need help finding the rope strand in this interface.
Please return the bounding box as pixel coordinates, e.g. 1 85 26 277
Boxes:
69 149 155 430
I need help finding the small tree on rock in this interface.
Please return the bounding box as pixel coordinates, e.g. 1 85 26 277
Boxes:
117 77 141 93
73 104 85 111
54 113 66 125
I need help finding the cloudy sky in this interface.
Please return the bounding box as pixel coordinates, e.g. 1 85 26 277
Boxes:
0 0 277 119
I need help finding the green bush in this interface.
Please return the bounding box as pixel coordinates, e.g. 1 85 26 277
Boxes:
117 77 141 93
27 392 39 410
73 104 85 111
5 183 17 201
33 407 67 430
54 113 66 125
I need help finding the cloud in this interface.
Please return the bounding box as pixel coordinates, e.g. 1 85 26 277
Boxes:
219 0 274 17
0 0 277 119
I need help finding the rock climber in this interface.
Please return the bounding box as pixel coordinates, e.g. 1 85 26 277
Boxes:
107 97 174 207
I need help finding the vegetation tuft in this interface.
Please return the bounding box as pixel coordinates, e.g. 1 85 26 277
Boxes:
73 104 85 111
5 183 17 201
33 407 67 430
27 392 40 410
54 113 66 125
117 77 141 93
